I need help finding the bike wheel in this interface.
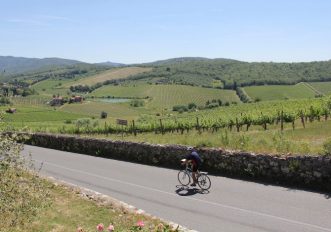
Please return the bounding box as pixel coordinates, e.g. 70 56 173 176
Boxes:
178 170 191 186
197 173 211 190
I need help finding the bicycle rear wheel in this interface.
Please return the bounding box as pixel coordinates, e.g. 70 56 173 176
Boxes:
197 173 211 190
178 170 191 186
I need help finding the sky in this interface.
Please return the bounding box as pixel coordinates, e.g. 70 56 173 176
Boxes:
0 0 330 64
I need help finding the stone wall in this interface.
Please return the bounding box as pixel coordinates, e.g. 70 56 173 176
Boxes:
22 133 331 192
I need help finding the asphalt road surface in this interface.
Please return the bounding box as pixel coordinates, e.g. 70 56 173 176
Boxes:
22 145 331 232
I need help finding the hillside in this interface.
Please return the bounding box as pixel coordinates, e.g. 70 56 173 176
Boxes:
0 56 84 75
0 56 125 82
89 84 240 108
243 83 317 101
2 56 331 90
130 58 331 89
4 63 112 84
71 67 152 86
95 61 125 67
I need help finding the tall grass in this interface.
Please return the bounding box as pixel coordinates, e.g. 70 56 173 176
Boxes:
0 131 51 229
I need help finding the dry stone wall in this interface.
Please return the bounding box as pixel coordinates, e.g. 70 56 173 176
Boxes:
22 133 331 192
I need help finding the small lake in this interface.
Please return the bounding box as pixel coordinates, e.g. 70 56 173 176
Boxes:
97 98 131 103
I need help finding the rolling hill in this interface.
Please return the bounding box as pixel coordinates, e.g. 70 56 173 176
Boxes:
132 58 331 89
0 56 126 82
0 56 84 75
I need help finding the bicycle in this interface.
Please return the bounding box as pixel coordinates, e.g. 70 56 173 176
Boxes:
177 159 211 190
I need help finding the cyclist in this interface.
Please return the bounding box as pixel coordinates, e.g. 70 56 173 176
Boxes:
183 147 202 187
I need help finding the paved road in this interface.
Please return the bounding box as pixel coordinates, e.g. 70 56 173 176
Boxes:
22 145 331 232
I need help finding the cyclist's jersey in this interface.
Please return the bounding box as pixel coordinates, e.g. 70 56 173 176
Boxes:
186 151 202 166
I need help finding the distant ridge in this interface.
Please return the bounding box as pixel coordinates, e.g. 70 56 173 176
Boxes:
94 61 126 67
144 57 239 66
0 56 84 75
0 56 125 76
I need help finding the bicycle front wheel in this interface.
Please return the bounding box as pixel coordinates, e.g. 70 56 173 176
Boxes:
197 173 211 190
178 170 191 186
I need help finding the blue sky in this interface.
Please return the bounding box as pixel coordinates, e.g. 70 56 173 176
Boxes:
0 0 330 63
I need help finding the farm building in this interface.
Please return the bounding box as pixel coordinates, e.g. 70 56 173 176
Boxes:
69 95 84 103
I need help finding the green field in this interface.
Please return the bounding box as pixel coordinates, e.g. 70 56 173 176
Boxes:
70 67 152 86
243 83 316 101
31 79 76 96
308 82 331 96
90 84 240 109
1 106 87 123
59 100 147 121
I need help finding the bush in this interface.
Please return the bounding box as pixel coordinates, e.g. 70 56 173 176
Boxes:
0 96 11 106
130 99 144 107
254 97 261 102
206 102 219 109
100 111 108 119
188 102 197 109
322 138 331 155
172 105 188 112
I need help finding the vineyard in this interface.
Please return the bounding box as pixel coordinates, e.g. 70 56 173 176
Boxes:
243 83 316 101
308 82 331 96
89 84 240 108
54 97 331 136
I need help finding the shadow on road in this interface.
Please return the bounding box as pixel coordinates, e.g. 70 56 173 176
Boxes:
175 185 210 196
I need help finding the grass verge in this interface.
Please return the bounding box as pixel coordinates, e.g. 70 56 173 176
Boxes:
3 174 178 232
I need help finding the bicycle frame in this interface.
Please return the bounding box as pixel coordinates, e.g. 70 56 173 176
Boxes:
178 161 211 190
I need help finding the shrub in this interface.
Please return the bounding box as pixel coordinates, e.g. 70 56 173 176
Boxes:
172 105 188 112
64 119 72 124
188 102 197 109
206 102 219 109
322 138 331 155
100 111 108 119
130 99 144 107
0 96 11 106
254 97 261 102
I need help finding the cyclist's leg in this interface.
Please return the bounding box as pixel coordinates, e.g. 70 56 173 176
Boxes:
192 164 198 184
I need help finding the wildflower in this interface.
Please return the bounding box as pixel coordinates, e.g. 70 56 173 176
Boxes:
97 223 104 231
108 224 114 232
137 220 144 228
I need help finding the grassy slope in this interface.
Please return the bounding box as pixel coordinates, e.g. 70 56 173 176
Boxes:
308 82 331 95
90 84 240 108
0 106 87 123
71 67 153 86
8 179 168 232
243 83 316 101
59 101 146 121
32 79 75 96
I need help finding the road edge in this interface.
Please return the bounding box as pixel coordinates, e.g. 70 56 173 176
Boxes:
43 175 197 232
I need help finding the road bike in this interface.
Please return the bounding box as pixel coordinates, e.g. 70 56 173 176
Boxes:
178 159 211 190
